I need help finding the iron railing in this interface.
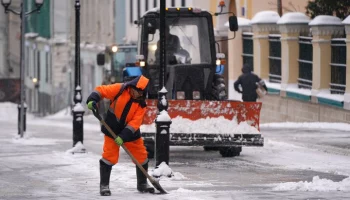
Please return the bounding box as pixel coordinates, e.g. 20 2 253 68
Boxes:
298 36 313 89
330 38 346 94
269 34 281 83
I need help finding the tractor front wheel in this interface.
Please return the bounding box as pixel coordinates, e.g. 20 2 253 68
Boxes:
203 146 220 151
219 146 242 157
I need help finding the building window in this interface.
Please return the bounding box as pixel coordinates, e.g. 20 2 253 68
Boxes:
181 0 185 7
137 0 140 20
130 0 133 23
330 38 346 94
33 49 36 77
26 47 29 76
242 32 253 70
298 36 313 89
37 51 40 81
45 52 49 83
171 0 175 6
268 35 281 83
145 0 148 11
154 0 157 7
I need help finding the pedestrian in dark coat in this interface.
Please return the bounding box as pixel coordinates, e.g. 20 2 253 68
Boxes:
234 64 268 102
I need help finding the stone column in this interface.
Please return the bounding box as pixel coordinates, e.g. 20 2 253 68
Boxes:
310 18 344 103
343 23 350 109
251 23 278 79
278 24 309 96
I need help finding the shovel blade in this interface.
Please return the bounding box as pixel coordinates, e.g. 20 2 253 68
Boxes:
150 179 167 194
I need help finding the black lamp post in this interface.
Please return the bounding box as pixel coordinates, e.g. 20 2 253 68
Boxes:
155 0 172 166
1 0 44 138
72 0 85 148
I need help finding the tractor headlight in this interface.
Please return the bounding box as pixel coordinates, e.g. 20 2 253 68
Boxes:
111 45 118 53
193 91 200 99
176 91 185 100
140 61 145 67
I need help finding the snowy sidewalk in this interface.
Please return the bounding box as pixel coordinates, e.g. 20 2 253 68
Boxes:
0 113 239 200
2 102 350 200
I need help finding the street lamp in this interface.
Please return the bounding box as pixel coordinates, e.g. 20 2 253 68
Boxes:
72 0 85 149
1 0 44 138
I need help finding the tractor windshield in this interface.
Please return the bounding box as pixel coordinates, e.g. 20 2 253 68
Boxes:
146 17 212 65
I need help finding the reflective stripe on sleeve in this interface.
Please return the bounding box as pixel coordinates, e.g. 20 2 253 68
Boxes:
125 125 136 134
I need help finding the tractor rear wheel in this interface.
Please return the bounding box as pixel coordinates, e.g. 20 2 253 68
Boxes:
219 146 242 157
211 74 227 100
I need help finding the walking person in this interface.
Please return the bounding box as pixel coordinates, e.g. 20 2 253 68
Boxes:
86 75 154 196
234 64 268 102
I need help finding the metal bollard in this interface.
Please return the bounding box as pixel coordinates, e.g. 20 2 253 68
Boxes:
17 103 27 135
155 120 171 166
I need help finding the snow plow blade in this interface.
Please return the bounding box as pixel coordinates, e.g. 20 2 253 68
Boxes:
143 100 261 129
141 100 263 147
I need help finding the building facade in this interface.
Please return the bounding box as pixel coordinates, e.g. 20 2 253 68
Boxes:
0 5 9 78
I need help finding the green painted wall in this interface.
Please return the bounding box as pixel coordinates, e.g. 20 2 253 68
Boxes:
25 0 50 38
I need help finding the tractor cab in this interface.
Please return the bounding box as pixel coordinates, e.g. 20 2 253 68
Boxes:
134 7 237 100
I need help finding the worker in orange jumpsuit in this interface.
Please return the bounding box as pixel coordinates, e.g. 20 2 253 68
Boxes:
86 75 154 196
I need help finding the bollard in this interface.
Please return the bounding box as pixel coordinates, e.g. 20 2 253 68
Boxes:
155 88 171 166
72 110 84 147
17 103 27 135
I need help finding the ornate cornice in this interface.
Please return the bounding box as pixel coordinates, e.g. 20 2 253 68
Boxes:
311 25 344 37
239 25 252 32
278 24 310 34
252 24 279 33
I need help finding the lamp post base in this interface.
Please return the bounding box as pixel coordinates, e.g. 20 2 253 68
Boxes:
17 103 27 136
72 110 84 147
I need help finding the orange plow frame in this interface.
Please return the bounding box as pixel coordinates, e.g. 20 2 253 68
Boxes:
143 100 262 131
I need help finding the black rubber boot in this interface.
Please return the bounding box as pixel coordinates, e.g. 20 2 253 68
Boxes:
136 162 155 193
100 159 112 196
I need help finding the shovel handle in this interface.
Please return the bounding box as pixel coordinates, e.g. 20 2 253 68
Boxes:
92 107 102 121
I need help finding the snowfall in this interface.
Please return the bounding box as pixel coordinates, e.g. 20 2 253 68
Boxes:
1 102 350 199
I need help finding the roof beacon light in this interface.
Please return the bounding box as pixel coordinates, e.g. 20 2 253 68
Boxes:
219 0 226 7
192 7 201 13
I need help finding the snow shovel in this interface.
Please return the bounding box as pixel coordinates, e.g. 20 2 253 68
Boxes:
91 108 167 194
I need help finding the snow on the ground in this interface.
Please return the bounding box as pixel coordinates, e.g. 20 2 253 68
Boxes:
245 138 350 192
2 102 350 195
273 176 350 192
152 162 174 178
260 121 350 131
66 141 87 154
0 102 34 121
251 139 350 176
